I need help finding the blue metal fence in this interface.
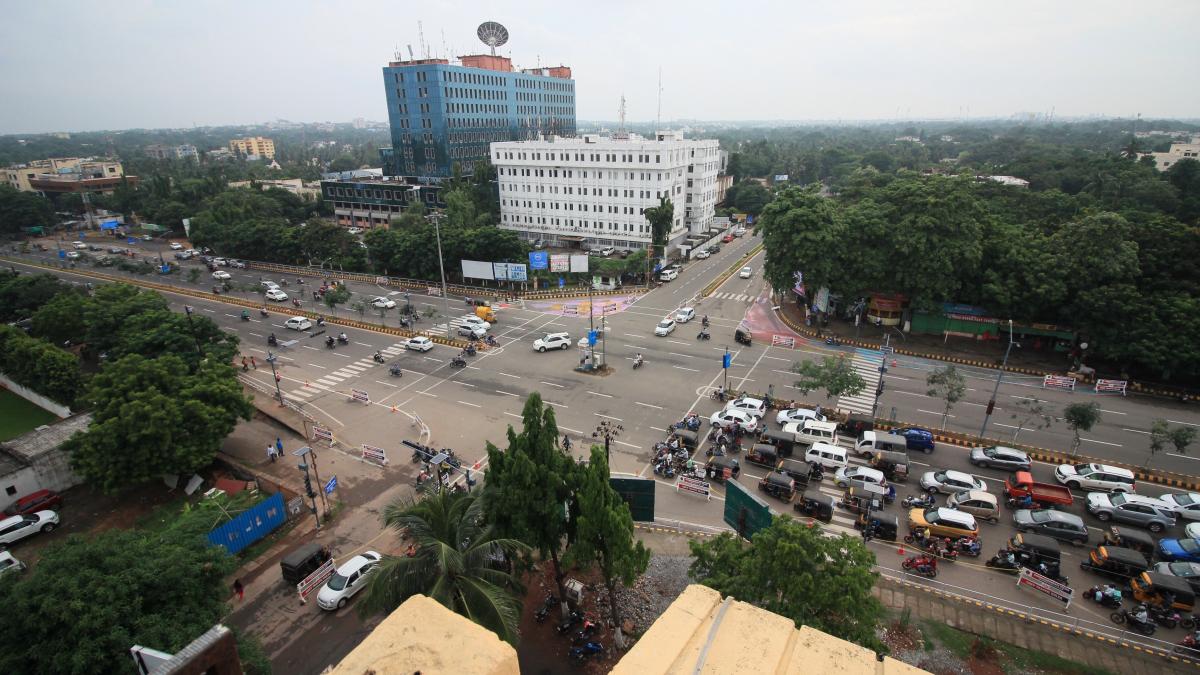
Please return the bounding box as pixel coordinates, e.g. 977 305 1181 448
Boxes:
206 492 286 555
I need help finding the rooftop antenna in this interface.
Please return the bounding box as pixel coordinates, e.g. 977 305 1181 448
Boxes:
655 67 662 136
618 95 627 133
477 21 509 57
407 44 414 61
441 29 448 59
418 21 427 58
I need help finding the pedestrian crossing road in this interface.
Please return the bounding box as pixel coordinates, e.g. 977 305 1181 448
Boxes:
283 343 410 400
837 348 884 415
709 291 755 302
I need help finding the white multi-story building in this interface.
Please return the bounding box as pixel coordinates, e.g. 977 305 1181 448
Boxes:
1142 138 1200 171
491 131 720 254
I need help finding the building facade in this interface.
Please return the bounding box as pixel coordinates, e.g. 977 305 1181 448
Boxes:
229 136 276 159
1143 137 1200 171
491 131 720 254
4 158 133 194
322 179 442 229
380 54 575 180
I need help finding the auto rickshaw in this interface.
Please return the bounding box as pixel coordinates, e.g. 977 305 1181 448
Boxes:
794 491 835 523
858 512 899 541
1103 526 1157 558
759 429 796 458
280 542 332 586
705 456 740 482
839 412 875 438
735 327 752 346
757 471 796 502
1008 532 1067 582
1080 545 1150 584
871 450 909 482
746 443 781 469
840 487 884 516
1131 571 1196 612
674 428 700 450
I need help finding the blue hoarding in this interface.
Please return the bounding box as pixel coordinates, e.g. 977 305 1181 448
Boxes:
529 251 549 269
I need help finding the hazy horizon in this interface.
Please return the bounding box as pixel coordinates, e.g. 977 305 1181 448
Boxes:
1 0 1196 135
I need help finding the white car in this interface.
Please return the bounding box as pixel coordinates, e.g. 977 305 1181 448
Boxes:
72 241 87 250
66 251 80 259
0 551 25 577
213 257 228 266
710 409 759 434
775 408 827 426
261 280 280 291
212 270 231 280
317 551 381 611
659 268 679 282
347 227 363 235
169 242 184 250
1161 493 1200 522
724 396 767 418
1186 522 1200 540
694 249 710 260
458 324 487 339
285 316 312 331
533 332 572 352
834 466 888 490
739 266 753 279
654 319 676 336
265 288 289 302
461 316 491 331
404 336 434 352
371 296 396 309
675 307 696 323
0 511 59 546
920 470 987 495
599 246 616 257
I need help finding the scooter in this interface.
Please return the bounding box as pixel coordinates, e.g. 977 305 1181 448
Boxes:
985 551 1021 571
955 536 982 557
373 352 385 363
450 357 467 368
901 554 938 578
697 330 711 341
1086 586 1124 609
1150 604 1184 629
534 594 558 623
259 308 269 317
463 344 477 357
267 334 278 347
337 334 349 345
569 641 604 663
633 357 644 369
389 364 403 377
573 619 600 644
484 335 499 347
1111 608 1157 636
825 336 840 346
325 337 336 349
902 494 936 509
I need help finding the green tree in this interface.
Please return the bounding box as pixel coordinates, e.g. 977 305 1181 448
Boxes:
65 354 251 492
926 365 966 431
1147 419 1198 468
642 197 674 263
790 355 866 400
567 446 650 649
0 271 75 321
1063 402 1102 456
358 490 530 644
688 515 884 651
0 185 55 235
0 526 234 675
484 394 578 617
0 325 83 407
30 291 88 346
1007 397 1054 442
758 186 845 297
350 300 367 321
322 284 351 315
732 180 771 215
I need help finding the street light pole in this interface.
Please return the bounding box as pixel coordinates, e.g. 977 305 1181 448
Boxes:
592 420 623 470
979 319 1017 441
429 212 452 339
266 351 284 405
182 305 204 357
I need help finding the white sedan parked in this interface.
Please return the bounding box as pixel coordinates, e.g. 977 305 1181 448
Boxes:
212 270 231 280
371 296 396 309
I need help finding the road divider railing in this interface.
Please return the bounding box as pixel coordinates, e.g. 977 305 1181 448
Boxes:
2 256 473 351
700 243 763 298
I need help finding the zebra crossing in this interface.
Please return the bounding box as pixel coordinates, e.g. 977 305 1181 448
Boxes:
283 343 410 401
430 316 476 336
709 291 754 302
836 348 884 415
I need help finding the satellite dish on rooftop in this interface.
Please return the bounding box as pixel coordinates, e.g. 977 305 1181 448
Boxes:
477 21 509 56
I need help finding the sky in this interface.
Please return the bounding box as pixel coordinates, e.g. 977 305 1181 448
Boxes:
1 0 1197 134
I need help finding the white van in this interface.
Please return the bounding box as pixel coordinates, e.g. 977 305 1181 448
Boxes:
805 442 848 471
659 268 679 282
591 275 621 291
855 431 909 458
783 419 839 447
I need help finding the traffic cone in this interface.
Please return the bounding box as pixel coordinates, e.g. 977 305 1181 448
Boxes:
897 543 906 555
891 359 898 368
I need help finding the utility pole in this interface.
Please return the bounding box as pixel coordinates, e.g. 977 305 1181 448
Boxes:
266 351 284 405
428 211 452 339
294 451 322 531
979 319 1017 441
182 305 204 357
870 334 890 418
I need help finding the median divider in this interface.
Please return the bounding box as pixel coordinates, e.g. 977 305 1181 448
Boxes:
701 243 763 298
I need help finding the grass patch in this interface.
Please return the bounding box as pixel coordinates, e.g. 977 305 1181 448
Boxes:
921 620 976 659
0 388 58 441
994 642 1117 675
921 620 1116 675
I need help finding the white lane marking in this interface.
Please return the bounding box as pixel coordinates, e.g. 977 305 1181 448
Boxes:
673 365 700 372
458 382 476 387
763 355 789 362
917 409 954 418
615 440 639 449
423 356 441 362
895 391 926 397
420 391 437 398
504 412 522 420
588 391 613 398
496 390 519 397
303 346 320 351
307 363 327 369
374 380 398 388
545 401 568 409
560 425 584 434
1099 409 1127 415
1123 428 1151 435
635 402 663 409
457 400 482 408
666 339 689 346
498 372 521 379
1081 437 1122 448
539 380 564 388
595 413 623 421
623 333 644 339
668 352 695 358
1168 420 1200 428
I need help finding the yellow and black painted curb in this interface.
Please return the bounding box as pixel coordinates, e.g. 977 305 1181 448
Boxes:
772 305 1194 404
1 257 473 350
701 243 764 298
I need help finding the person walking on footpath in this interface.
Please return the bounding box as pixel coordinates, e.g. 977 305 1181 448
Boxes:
275 437 284 456
241 356 249 371
233 579 244 600
250 356 257 370
267 444 277 463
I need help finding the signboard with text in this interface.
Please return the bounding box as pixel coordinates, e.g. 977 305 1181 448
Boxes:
550 254 569 272
1017 567 1073 608
361 444 388 466
529 251 549 269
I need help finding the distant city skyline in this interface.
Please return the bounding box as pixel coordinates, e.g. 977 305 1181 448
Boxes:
1 1 1196 134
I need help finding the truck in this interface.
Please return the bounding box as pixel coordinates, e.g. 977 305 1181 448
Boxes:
1004 470 1073 509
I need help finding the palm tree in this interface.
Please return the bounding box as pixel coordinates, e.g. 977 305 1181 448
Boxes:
357 489 530 644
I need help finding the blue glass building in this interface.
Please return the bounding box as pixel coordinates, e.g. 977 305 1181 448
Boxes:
380 55 576 180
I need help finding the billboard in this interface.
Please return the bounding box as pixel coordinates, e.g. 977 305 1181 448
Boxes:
550 254 569 272
461 260 495 280
493 262 528 281
774 174 789 182
529 251 549 269
569 255 589 273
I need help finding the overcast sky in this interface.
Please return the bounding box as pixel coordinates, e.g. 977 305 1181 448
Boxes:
1 0 1196 134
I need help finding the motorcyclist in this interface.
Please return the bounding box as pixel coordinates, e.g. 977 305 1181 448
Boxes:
634 352 644 367
338 332 348 342
316 316 325 327
1133 603 1151 626
1001 550 1017 566
326 336 335 347
1017 494 1034 509
268 333 277 345
702 315 709 327
374 350 384 361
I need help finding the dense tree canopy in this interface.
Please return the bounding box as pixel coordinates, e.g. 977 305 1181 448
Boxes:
0 185 55 235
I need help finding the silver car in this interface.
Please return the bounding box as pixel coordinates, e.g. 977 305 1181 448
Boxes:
969 446 1031 472
920 469 986 495
1013 509 1088 545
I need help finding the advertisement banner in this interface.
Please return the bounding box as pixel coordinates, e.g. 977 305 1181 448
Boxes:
461 260 495 280
529 251 549 269
493 262 510 280
361 444 388 466
569 255 589 273
813 287 830 313
550 254 569 272
508 264 527 281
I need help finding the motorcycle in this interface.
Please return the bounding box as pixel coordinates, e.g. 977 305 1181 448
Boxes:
338 334 349 345
450 357 467 368
1177 633 1200 656
902 493 936 509
701 317 710 327
1111 608 1157 636
292 298 301 307
825 335 840 346
1150 604 1184 629
463 344 477 357
697 330 711 341
484 335 499 347
373 352 385 363
672 414 701 432
316 317 325 327
985 551 1021 571
902 554 938 578
267 334 278 346
1086 585 1125 609
903 533 958 561
569 641 604 663
654 460 677 478
259 308 269 317
633 357 644 369
325 337 336 349
955 537 982 557
534 594 558 623
389 364 403 377
399 317 412 328
556 609 585 635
